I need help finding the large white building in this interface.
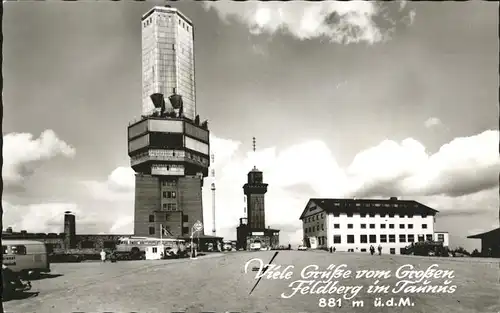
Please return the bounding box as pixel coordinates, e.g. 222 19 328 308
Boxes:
141 6 196 119
299 197 449 255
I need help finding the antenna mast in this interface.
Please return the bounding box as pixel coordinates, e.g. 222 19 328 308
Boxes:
211 154 216 237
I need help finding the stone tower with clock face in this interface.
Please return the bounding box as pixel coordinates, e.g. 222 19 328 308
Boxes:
243 166 268 229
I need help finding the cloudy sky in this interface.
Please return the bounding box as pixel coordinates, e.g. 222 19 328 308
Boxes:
2 1 498 250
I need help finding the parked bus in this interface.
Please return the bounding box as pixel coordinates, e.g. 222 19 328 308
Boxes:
115 236 185 259
2 239 50 278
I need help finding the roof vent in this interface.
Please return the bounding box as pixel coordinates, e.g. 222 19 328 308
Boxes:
390 197 398 201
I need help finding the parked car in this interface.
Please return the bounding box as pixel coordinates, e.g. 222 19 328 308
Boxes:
3 239 51 278
298 245 307 251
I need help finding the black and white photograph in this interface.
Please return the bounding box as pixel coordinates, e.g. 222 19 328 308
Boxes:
1 1 499 313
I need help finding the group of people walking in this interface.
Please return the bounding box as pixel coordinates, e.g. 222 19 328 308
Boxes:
370 245 383 255
327 245 383 255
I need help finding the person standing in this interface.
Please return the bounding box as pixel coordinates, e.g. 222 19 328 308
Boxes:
369 245 375 256
378 245 382 255
100 249 106 262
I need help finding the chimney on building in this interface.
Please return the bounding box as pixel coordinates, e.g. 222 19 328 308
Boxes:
6 227 13 234
64 211 76 250
390 197 398 201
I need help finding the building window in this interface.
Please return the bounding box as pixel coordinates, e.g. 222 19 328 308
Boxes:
418 235 424 242
408 224 413 229
347 224 353 229
333 212 340 217
361 224 366 229
369 213 375 217
408 234 415 242
381 214 387 218
389 224 394 229
182 214 189 223
321 224 324 231
321 213 324 219
163 204 167 209
167 191 177 199
360 213 367 218
360 235 368 243
81 241 94 249
380 234 387 243
407 214 413 218
11 245 27 255
422 224 427 229
2 245 7 254
347 213 353 217
426 234 433 241
380 224 386 229
347 235 355 244
152 247 157 253
422 214 428 218
334 224 340 229
389 235 396 243
369 224 375 229
163 191 167 198
399 234 406 243
399 224 405 229
182 227 189 234
149 215 155 222
304 228 307 233
316 225 319 231
437 234 444 242
361 248 367 252
389 213 395 218
149 227 155 235
369 235 376 243
390 248 396 255
333 235 341 244
167 203 177 211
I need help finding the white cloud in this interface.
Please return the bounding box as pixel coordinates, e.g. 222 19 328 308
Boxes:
2 130 76 188
204 2 415 44
201 130 499 245
424 117 442 128
2 201 78 233
5 130 497 248
81 166 135 201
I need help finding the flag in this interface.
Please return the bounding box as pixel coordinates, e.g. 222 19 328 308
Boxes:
162 226 173 237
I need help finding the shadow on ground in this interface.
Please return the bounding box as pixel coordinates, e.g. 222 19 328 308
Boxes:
2 291 39 302
31 274 63 281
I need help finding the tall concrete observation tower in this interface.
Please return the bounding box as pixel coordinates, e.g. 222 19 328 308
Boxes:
128 6 210 238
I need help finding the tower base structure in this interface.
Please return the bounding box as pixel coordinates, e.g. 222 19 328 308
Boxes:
236 218 280 250
134 173 205 238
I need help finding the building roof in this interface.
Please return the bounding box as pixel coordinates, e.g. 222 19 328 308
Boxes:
2 239 48 245
467 227 500 239
299 198 439 220
141 6 193 25
177 234 224 240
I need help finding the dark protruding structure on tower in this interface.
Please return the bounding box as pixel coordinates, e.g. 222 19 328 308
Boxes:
63 211 76 250
236 137 280 250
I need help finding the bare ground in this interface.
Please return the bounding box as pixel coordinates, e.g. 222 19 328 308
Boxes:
3 251 500 313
